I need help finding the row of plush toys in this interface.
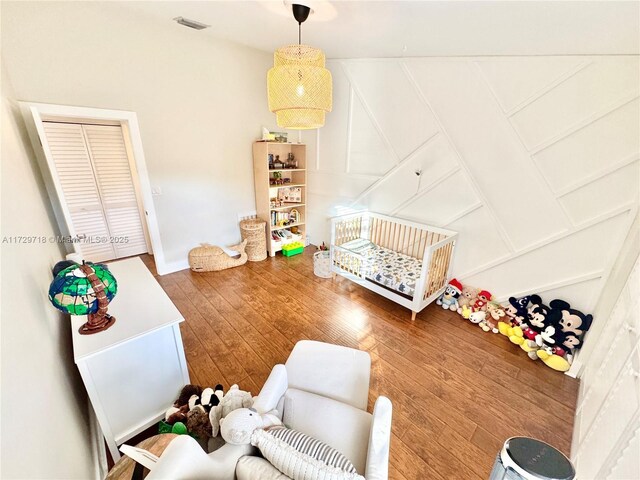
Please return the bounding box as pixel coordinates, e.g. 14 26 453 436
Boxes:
162 383 254 451
436 279 593 372
162 380 285 452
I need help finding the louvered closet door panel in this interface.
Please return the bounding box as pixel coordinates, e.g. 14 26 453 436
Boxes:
43 122 116 262
82 125 148 258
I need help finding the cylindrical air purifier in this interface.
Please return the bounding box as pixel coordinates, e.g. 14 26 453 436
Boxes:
489 437 575 480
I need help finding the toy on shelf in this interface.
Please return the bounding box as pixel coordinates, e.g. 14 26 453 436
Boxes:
436 278 463 311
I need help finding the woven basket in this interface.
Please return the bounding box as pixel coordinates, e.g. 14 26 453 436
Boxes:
188 240 248 272
240 219 267 262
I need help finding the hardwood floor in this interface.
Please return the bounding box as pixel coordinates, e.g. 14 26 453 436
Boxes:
140 250 579 479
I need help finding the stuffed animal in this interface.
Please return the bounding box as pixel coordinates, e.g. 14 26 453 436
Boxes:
480 302 505 333
459 304 472 319
535 300 593 372
436 279 463 311
550 299 593 339
509 295 553 359
219 407 282 445
457 286 478 314
188 385 224 411
499 295 532 336
473 290 493 311
469 310 486 325
187 407 212 439
209 384 254 437
176 384 203 407
164 384 226 441
165 384 203 425
186 385 224 440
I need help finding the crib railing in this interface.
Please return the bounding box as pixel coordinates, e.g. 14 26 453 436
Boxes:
330 212 458 313
334 214 363 246
424 239 456 299
369 216 451 259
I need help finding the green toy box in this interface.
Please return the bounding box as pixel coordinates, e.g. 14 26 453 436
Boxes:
282 242 304 257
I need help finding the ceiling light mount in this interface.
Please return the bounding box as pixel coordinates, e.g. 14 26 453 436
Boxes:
292 4 311 24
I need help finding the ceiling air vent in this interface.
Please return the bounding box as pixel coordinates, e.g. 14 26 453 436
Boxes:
173 17 210 30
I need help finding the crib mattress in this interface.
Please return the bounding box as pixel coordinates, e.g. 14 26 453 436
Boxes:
339 239 423 299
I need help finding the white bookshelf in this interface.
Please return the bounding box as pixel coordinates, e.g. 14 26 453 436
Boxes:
252 142 307 257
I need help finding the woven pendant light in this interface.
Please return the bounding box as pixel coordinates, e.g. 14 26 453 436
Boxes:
267 4 332 129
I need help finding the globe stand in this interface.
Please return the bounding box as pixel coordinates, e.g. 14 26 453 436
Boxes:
79 313 116 335
78 263 117 335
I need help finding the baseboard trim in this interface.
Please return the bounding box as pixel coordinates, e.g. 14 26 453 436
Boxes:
157 259 190 276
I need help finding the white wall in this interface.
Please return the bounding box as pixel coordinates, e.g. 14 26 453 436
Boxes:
1 66 95 479
572 249 639 479
305 56 640 312
1 1 280 273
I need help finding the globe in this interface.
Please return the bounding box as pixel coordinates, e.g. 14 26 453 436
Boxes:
49 262 118 334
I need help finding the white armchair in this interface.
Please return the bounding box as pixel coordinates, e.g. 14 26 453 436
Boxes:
126 340 392 480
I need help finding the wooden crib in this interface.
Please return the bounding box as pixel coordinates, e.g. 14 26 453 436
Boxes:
330 212 458 320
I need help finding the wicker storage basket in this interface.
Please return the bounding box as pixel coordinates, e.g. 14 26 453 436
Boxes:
188 240 248 272
240 219 267 262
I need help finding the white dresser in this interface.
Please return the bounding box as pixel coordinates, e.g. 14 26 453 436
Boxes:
71 257 189 461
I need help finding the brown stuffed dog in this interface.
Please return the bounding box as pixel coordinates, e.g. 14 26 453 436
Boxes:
165 384 203 425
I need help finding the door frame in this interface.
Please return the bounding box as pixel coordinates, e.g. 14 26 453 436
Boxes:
20 102 168 275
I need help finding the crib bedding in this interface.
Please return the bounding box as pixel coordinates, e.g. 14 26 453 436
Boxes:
338 239 423 299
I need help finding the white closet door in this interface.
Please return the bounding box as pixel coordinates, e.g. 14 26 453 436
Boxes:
82 124 149 258
43 122 116 262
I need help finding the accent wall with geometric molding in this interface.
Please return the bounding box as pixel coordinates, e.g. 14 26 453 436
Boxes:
303 55 639 312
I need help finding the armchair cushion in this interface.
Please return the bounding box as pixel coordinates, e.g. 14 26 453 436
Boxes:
236 456 289 480
282 389 372 474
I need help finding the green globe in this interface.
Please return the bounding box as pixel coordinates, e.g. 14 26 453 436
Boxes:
48 262 117 315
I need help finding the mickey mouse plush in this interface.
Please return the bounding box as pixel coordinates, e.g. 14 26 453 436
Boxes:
499 295 532 336
508 295 552 359
536 300 593 372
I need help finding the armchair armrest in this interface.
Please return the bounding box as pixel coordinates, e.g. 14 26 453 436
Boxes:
365 396 392 480
144 435 255 480
252 364 288 414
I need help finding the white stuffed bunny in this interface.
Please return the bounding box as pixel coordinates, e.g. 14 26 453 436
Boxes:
219 407 282 445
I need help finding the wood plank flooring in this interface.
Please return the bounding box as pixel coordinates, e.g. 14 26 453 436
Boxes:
140 251 579 479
